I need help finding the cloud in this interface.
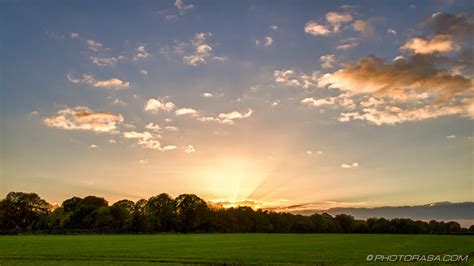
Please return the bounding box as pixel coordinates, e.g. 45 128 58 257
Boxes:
175 0 194 14
183 145 195 153
270 25 278 31
336 38 359 50
320 54 336 68
67 73 130 90
201 92 213 98
67 73 81 83
301 94 355 109
264 36 273 47
123 131 177 151
90 56 125 66
301 97 336 107
325 11 353 32
133 45 151 61
162 145 177 151
353 20 375 37
197 108 253 125
28 110 39 117
140 69 148 75
201 92 214 98
144 98 176 113
341 162 359 168
429 12 474 38
305 11 353 36
123 131 161 150
109 98 127 106
145 122 161 132
85 39 103 51
108 139 116 144
175 107 198 116
165 126 179 131
273 69 320 89
93 78 130 89
306 150 312 155
304 21 331 36
318 54 473 125
43 106 123 133
70 32 79 39
401 34 459 54
183 32 224 66
89 144 98 149
319 55 472 103
387 29 397 35
446 134 457 139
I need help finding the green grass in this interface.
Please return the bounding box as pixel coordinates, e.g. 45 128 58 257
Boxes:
0 234 473 265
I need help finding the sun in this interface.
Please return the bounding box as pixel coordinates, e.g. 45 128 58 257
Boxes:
197 156 268 203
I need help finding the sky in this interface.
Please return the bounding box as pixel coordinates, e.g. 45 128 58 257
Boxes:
1 0 473 210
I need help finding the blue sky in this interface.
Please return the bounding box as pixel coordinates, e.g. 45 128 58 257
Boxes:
1 0 472 209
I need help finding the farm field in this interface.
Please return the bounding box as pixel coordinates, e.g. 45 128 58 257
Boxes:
0 234 473 265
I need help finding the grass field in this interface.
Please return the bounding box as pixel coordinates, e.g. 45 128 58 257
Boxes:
0 234 473 265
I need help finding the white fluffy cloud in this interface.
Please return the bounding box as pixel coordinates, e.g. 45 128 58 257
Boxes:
197 108 253 125
144 99 176 113
175 108 198 116
93 78 130 89
123 131 177 151
401 34 459 54
43 106 123 133
304 21 331 36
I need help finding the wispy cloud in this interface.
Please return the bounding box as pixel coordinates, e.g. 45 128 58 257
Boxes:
183 32 225 66
67 73 130 90
305 11 353 36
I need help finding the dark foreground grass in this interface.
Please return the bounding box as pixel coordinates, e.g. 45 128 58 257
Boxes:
0 234 473 265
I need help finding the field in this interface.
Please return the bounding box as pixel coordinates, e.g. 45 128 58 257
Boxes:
0 234 473 265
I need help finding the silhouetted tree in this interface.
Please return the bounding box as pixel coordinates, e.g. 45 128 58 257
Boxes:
0 192 50 231
145 193 178 232
175 194 210 232
0 192 472 235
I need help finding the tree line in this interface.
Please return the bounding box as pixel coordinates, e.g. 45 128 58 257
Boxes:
1 192 473 234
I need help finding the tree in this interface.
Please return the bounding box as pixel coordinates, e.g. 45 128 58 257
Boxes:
175 194 210 232
145 194 178 232
128 199 147 233
334 214 356 233
110 200 135 231
0 192 51 231
62 196 108 229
